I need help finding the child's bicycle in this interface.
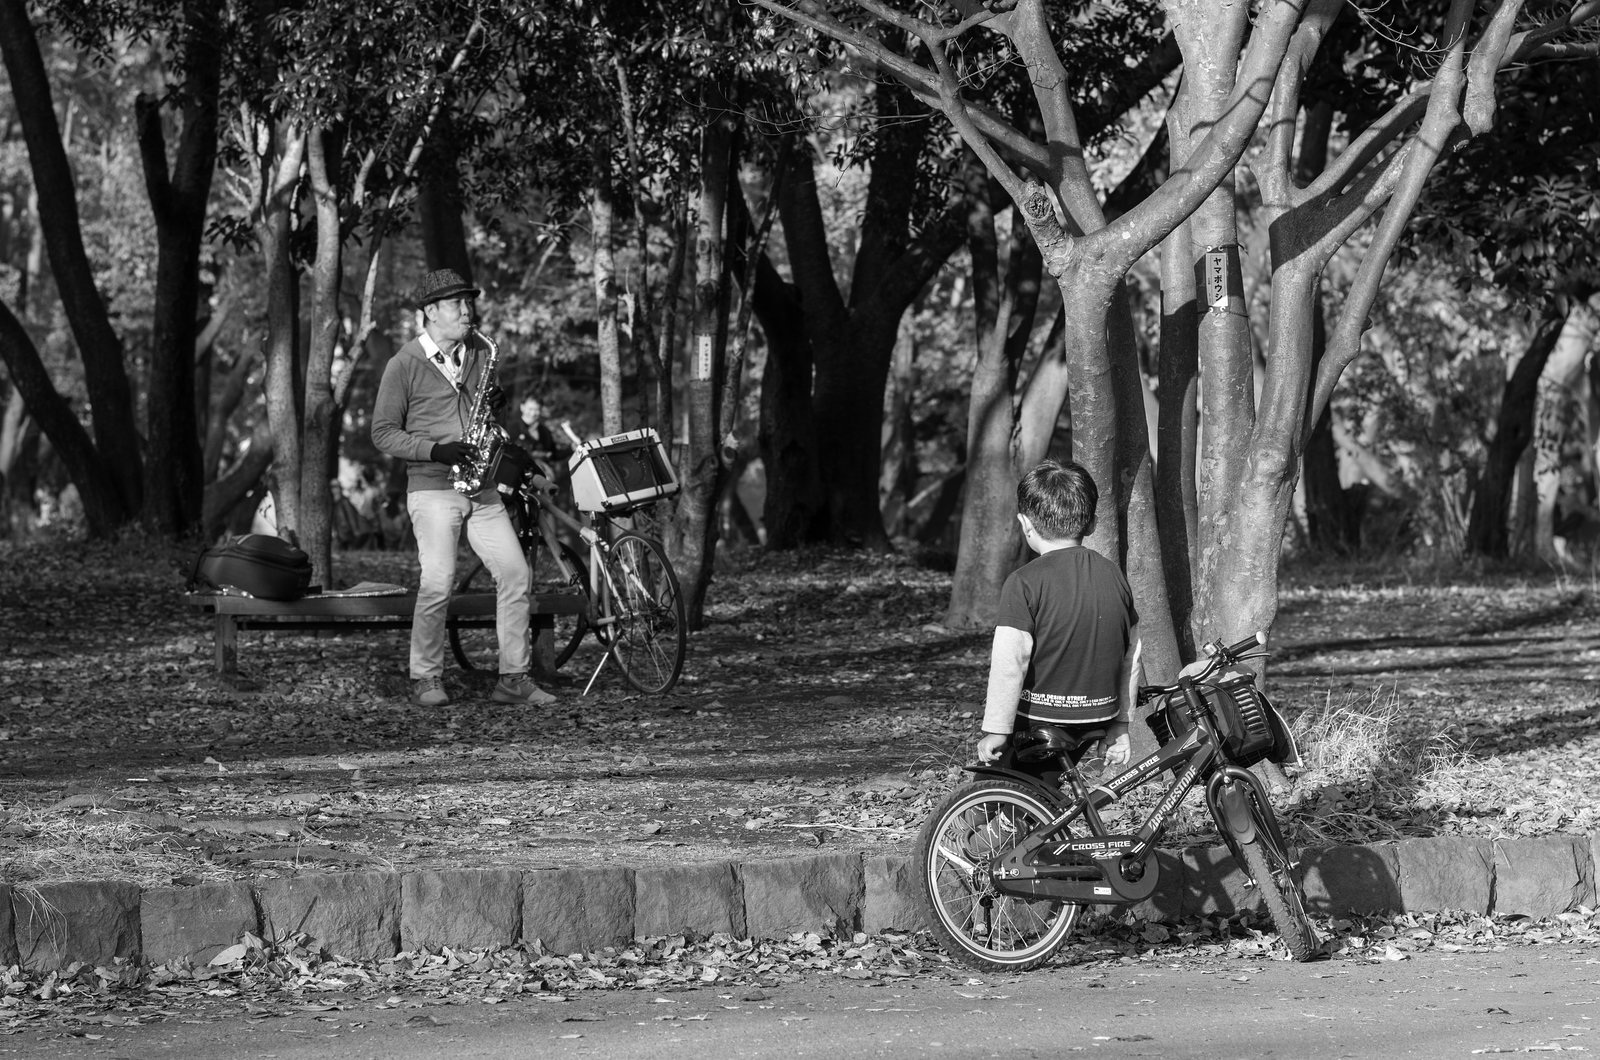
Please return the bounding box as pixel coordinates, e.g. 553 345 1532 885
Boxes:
449 430 687 695
914 632 1321 971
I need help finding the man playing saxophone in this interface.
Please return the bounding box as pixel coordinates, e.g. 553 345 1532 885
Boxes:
371 267 556 708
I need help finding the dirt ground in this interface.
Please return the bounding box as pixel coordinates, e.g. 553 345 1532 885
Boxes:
2 538 1599 886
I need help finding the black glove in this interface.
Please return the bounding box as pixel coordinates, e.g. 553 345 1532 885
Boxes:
431 441 478 466
485 384 506 414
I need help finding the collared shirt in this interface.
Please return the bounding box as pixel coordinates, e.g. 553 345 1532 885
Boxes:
419 332 466 390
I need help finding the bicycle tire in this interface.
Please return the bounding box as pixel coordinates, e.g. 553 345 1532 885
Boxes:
1238 802 1322 961
448 557 496 673
913 779 1083 972
598 533 686 694
448 541 591 674
549 541 591 670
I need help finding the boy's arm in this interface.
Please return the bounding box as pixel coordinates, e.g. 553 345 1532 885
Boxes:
1103 624 1144 767
978 626 1032 763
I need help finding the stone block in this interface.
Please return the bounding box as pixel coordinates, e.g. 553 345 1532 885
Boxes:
255 871 400 961
1394 837 1492 914
1300 843 1402 915
0 885 16 968
401 869 521 953
12 881 140 972
141 882 260 965
1180 843 1261 918
1494 837 1590 918
522 867 635 955
862 855 924 934
634 862 745 939
741 854 862 939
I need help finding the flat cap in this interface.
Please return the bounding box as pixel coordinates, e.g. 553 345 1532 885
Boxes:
409 268 480 308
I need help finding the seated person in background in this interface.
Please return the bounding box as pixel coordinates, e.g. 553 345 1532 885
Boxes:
976 459 1143 780
517 394 571 483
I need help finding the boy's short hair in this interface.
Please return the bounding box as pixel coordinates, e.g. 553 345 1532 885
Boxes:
1017 459 1097 540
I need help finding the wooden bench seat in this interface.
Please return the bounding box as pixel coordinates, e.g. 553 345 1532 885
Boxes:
183 590 586 687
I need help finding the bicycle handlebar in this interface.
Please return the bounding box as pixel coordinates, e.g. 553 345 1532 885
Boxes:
1136 630 1268 704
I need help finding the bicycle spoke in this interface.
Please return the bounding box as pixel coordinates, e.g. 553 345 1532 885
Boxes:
600 534 686 694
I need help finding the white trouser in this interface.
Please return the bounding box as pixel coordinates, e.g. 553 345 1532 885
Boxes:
407 489 530 679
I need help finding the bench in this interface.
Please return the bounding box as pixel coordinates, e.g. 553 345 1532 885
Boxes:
183 590 587 688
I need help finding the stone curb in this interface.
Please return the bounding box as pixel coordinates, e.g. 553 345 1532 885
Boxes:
4 835 1595 971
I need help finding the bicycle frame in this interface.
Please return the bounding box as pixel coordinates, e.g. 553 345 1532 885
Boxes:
967 694 1283 907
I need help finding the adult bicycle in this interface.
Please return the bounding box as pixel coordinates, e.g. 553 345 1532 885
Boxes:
914 632 1321 971
449 430 687 695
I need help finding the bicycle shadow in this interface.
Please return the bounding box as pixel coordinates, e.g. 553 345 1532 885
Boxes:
1136 841 1402 922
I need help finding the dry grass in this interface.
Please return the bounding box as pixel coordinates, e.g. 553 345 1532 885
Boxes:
1278 689 1464 845
0 805 235 889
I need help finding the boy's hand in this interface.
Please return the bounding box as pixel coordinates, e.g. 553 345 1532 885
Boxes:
1103 727 1132 768
976 732 1009 764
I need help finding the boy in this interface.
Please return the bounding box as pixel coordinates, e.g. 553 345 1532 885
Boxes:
977 459 1142 771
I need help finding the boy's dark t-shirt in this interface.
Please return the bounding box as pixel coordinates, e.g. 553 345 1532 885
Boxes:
995 546 1138 726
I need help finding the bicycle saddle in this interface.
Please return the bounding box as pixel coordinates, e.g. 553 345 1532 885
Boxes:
1012 725 1105 763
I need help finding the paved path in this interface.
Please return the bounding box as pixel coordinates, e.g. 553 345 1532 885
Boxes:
41 946 1600 1059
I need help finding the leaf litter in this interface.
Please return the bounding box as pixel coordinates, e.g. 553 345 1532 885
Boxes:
5 907 1600 1037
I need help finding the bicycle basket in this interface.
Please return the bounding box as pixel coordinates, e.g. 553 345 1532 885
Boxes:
1203 671 1279 767
1144 695 1193 747
568 428 680 514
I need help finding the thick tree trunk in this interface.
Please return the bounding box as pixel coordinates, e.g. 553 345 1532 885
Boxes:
755 293 825 549
134 0 221 538
1155 218 1198 653
0 0 141 526
299 125 343 585
1466 307 1569 557
757 93 965 551
417 120 472 279
944 159 1037 629
676 107 734 629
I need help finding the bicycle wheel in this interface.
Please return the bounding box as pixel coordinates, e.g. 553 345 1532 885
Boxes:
448 557 498 673
449 541 590 674
598 533 686 694
547 541 591 671
1237 800 1322 961
913 779 1083 972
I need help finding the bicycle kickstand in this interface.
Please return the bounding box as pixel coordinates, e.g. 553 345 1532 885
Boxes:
581 649 612 697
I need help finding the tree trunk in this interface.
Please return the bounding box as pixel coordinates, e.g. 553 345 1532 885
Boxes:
0 299 122 532
0 0 141 526
202 348 260 482
675 103 735 629
1531 304 1596 561
299 124 343 585
878 322 919 540
591 143 623 436
1155 218 1199 653
134 0 222 538
417 119 472 279
257 123 306 541
944 157 1037 630
1466 307 1569 557
755 291 826 549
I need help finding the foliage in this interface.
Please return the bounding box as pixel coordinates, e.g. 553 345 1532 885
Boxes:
1406 63 1600 307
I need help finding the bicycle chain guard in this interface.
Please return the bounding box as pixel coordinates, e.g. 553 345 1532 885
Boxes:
989 833 1161 904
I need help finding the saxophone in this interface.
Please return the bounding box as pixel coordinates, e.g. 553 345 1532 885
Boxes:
450 327 508 494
